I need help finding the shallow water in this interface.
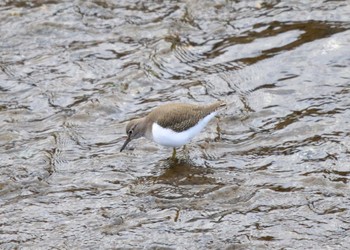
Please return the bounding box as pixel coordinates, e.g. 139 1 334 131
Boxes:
1 0 350 249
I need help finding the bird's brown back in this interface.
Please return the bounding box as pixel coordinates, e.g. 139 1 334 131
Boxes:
146 101 225 132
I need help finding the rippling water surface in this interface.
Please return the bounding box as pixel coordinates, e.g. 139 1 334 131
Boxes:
1 0 350 249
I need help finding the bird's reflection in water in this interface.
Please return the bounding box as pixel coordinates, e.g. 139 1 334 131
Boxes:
151 157 217 186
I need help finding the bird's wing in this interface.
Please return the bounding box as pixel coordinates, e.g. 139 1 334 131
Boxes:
149 103 221 132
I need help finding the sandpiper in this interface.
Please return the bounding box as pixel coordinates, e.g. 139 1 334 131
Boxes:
120 101 226 156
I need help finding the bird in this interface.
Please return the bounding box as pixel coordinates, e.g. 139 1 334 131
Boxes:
120 101 226 158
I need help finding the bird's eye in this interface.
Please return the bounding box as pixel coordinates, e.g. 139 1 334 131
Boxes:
128 130 133 135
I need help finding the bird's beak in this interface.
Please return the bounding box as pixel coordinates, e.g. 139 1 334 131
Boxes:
120 135 131 152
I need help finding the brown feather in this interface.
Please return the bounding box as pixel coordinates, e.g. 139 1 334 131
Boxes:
145 101 226 132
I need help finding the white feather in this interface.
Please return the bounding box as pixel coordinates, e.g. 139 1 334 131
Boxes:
151 111 217 147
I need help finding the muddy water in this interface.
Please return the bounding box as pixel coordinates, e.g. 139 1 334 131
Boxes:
1 0 350 249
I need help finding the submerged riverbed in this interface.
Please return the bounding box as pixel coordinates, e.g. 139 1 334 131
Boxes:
1 0 350 249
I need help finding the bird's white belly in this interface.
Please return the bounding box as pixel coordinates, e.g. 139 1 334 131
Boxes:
151 111 217 147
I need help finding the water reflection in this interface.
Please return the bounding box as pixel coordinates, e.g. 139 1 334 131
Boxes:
148 157 216 185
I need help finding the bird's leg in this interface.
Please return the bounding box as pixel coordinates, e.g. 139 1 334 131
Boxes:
171 148 177 160
182 144 189 155
215 116 222 141
182 144 191 160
